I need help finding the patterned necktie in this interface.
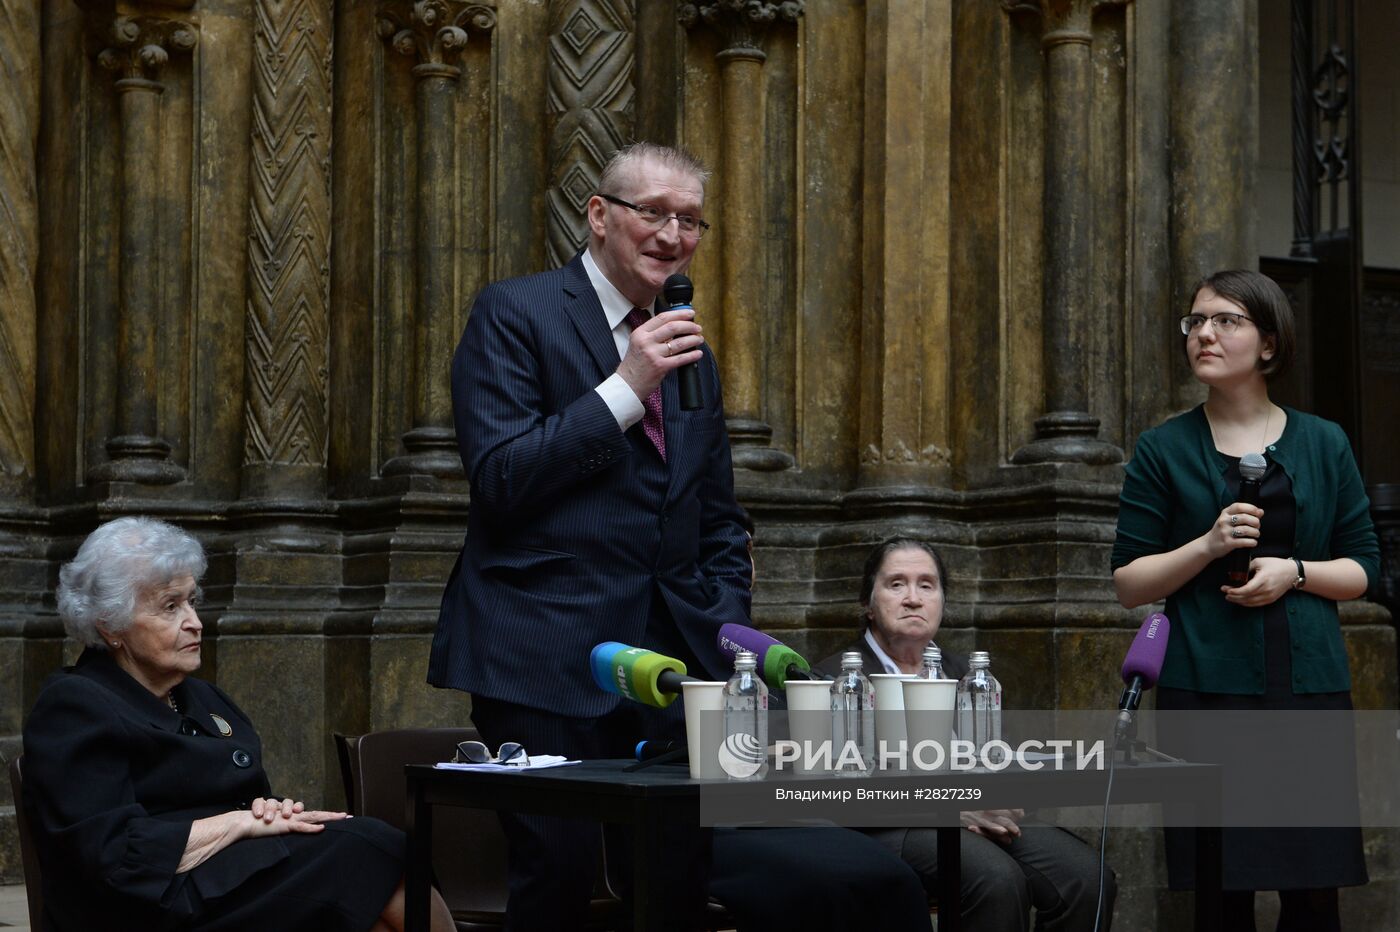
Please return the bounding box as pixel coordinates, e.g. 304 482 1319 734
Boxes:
624 307 666 462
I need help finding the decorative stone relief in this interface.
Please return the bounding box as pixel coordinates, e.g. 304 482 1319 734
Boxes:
96 14 197 81
376 0 497 69
243 0 334 476
678 0 804 56
546 0 634 267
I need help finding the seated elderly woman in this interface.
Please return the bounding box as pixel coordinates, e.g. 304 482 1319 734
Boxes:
21 517 455 932
816 537 1116 932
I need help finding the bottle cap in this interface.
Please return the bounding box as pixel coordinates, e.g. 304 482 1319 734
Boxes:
840 650 863 670
734 650 757 671
922 645 942 662
969 650 991 667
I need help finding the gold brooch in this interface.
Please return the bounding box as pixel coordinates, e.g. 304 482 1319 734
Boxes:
209 713 233 737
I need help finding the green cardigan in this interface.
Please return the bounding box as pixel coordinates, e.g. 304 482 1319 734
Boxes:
1111 405 1380 695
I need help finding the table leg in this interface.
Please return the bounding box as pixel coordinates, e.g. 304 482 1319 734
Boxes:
405 774 433 932
1193 825 1223 932
937 823 961 932
631 798 661 932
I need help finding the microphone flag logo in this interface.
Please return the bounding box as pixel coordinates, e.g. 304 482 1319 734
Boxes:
717 732 766 779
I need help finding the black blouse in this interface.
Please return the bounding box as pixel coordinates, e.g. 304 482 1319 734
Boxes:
21 649 290 930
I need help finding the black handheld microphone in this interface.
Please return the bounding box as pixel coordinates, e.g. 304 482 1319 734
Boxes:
634 740 686 761
1226 452 1268 586
664 274 702 411
623 739 689 771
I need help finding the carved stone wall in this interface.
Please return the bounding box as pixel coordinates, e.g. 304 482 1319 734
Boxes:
243 0 333 498
0 0 1395 924
0 0 39 496
546 0 634 268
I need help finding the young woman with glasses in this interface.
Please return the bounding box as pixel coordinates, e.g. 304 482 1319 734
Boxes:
1111 270 1379 930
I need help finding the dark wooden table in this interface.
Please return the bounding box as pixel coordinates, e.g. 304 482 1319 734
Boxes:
404 758 1223 932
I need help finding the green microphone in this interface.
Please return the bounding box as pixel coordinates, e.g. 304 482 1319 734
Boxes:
589 642 698 708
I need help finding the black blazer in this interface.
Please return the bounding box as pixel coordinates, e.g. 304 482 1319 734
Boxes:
815 634 969 682
428 255 752 716
21 650 288 931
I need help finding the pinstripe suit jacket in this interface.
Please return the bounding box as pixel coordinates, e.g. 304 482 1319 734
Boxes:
428 255 753 716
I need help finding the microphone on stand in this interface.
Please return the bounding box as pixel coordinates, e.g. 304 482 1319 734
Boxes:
589 642 698 709
1226 452 1268 587
1116 612 1170 743
716 624 816 691
664 274 703 411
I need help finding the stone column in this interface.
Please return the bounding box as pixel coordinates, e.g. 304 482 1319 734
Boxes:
378 1 496 480
680 1 802 472
89 15 196 485
857 0 954 487
1005 0 1122 466
545 0 634 268
1167 0 1255 411
0 0 48 794
0 0 40 493
242 0 334 500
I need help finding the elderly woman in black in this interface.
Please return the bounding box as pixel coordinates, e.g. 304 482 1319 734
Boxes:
816 537 1113 931
21 517 455 931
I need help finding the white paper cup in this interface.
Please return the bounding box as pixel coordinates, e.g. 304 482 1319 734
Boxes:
681 682 727 779
902 678 958 772
783 680 835 775
870 674 918 768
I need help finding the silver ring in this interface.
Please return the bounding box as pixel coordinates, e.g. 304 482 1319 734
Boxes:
1232 529 1242 538
1229 515 1238 527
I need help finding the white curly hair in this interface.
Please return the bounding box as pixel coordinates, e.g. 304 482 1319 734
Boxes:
56 516 207 648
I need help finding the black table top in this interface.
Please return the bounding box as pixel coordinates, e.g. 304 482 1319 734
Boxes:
406 757 1221 806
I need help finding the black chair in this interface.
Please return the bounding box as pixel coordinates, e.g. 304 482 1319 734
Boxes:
334 727 624 931
8 755 45 929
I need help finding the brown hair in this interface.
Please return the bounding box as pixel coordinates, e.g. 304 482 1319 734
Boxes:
858 537 948 616
1187 269 1296 380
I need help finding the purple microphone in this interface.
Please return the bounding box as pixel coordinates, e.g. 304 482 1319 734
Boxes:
1116 612 1170 737
716 624 815 690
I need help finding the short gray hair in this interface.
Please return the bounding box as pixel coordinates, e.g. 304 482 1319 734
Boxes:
57 517 207 648
596 142 711 197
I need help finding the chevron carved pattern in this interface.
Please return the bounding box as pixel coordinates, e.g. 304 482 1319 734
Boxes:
0 0 39 484
244 0 333 468
546 0 634 268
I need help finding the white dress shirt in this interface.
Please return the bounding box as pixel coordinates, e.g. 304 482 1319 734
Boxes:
583 249 647 431
863 628 903 675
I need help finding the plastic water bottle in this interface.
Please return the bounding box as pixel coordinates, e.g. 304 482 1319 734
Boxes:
830 651 875 776
919 644 945 679
722 650 768 780
956 651 1003 765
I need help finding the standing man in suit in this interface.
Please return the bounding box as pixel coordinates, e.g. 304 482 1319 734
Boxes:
430 145 932 931
428 143 746 928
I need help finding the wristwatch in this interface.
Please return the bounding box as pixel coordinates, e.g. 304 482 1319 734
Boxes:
1292 557 1306 590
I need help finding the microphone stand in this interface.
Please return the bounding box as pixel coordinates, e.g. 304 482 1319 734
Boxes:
1112 711 1180 765
1123 742 1181 763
